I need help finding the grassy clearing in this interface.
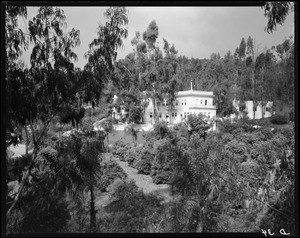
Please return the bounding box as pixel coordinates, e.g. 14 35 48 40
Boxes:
109 130 147 145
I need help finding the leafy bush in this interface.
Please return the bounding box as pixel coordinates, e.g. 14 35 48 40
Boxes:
133 144 154 175
112 139 134 160
98 158 127 192
270 114 288 124
153 121 172 139
100 179 163 233
256 128 274 140
219 119 256 134
225 139 248 163
122 145 142 166
221 133 234 145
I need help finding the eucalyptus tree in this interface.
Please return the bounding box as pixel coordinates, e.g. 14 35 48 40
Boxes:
84 7 128 107
6 6 129 219
238 37 246 60
6 6 82 217
254 50 277 118
274 37 294 107
131 20 164 123
262 2 294 33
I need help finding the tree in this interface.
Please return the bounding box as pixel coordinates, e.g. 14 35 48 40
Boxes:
6 5 129 220
84 7 128 106
246 36 254 58
56 132 103 230
262 2 293 33
6 6 82 217
58 103 85 129
186 114 210 140
124 123 139 143
131 20 175 123
152 121 171 140
238 38 246 59
99 118 114 152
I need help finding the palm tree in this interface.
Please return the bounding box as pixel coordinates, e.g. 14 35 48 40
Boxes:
57 132 103 230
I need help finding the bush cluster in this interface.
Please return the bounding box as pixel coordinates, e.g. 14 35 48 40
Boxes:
98 158 127 192
270 114 288 124
133 144 154 175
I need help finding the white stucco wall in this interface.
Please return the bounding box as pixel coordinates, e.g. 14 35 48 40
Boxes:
143 90 217 124
232 100 273 119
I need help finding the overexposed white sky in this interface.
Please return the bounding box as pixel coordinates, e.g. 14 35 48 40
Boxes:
19 5 295 69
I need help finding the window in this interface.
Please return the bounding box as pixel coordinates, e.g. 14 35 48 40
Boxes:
266 107 271 112
172 113 174 117
184 112 186 118
159 112 162 118
205 100 207 105
176 100 178 106
208 112 211 118
185 100 187 105
166 114 169 118
175 112 177 117
181 114 182 117
200 100 203 104
150 112 153 118
253 107 257 112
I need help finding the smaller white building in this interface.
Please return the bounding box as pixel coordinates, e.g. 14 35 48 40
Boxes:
111 95 129 121
232 99 273 119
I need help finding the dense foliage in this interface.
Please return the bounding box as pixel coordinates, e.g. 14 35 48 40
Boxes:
5 4 294 235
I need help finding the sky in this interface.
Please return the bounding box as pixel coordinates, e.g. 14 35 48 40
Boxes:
19 5 295 69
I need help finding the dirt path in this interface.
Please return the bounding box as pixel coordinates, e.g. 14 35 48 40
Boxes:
103 153 173 203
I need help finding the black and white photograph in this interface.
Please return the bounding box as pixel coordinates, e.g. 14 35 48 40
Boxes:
2 2 297 236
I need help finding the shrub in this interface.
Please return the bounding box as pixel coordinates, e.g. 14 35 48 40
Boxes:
150 160 172 184
100 179 163 233
98 158 127 192
256 128 273 140
270 114 288 124
112 139 128 157
122 146 142 166
133 145 154 175
225 139 248 163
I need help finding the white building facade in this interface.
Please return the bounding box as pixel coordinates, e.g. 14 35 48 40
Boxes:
232 99 273 119
143 83 217 125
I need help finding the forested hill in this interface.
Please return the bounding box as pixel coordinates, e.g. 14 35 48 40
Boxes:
108 23 294 118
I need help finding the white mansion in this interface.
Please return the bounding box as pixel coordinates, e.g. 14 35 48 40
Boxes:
143 81 217 124
111 81 273 126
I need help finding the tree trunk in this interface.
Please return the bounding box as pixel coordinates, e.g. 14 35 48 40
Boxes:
261 101 266 119
106 133 109 152
24 124 29 156
90 185 96 230
6 149 37 216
